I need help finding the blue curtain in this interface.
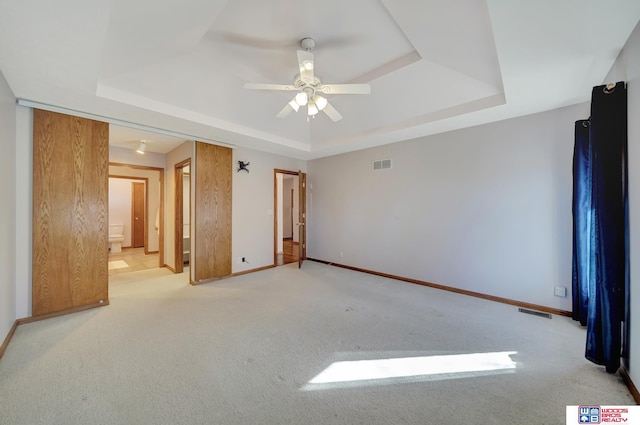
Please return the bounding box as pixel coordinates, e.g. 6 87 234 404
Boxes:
572 82 627 373
572 120 591 326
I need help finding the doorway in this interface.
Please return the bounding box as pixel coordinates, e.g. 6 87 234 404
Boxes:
108 163 164 276
174 159 191 274
108 176 148 251
274 169 307 267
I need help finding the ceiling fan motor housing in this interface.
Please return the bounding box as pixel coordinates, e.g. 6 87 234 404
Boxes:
300 37 315 51
295 75 321 89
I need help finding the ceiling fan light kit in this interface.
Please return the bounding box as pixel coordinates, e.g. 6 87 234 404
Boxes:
244 37 371 122
314 95 328 110
288 99 300 112
295 92 308 106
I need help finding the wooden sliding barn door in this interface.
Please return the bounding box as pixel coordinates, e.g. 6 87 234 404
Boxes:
33 109 109 316
193 142 232 282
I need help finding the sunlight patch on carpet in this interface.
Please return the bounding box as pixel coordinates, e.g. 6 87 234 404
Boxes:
108 260 129 270
303 351 518 390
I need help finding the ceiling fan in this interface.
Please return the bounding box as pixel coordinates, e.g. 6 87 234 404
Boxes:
243 37 371 122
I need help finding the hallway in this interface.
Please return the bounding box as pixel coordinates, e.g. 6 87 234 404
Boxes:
108 248 160 276
276 239 299 266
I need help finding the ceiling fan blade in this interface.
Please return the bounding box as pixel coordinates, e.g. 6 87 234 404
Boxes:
276 103 294 118
244 83 296 91
297 50 314 82
206 31 297 50
277 95 301 118
322 102 343 122
318 83 371 95
313 34 367 49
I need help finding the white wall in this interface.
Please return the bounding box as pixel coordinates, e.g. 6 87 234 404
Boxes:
232 148 306 272
183 171 190 237
604 20 640 387
292 176 299 243
15 106 31 319
283 177 293 239
281 176 300 243
308 102 589 311
108 178 142 248
0 69 16 338
276 173 283 253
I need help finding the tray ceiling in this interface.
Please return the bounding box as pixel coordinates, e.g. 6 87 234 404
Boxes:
1 0 639 159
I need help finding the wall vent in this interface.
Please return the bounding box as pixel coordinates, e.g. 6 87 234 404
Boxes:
518 308 552 319
373 159 392 171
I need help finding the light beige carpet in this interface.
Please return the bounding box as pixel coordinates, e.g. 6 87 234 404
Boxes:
0 262 634 424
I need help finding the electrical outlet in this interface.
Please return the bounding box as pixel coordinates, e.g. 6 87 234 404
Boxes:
554 286 567 297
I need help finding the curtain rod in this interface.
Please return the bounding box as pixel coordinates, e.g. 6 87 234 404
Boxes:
16 98 236 149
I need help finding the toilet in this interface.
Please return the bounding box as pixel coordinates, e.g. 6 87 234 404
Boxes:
108 224 125 253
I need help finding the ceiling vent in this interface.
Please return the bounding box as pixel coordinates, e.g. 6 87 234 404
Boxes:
373 159 392 171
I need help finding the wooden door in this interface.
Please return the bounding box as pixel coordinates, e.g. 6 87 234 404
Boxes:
132 182 145 248
298 171 307 268
193 142 232 282
33 109 109 316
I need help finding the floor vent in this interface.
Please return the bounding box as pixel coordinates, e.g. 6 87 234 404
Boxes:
373 159 392 171
518 308 552 319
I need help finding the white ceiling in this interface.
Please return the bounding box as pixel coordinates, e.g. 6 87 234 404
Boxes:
108 125 190 154
1 0 639 159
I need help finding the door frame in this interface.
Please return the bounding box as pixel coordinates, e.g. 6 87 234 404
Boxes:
273 169 306 267
108 175 148 250
174 158 191 274
109 162 164 267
